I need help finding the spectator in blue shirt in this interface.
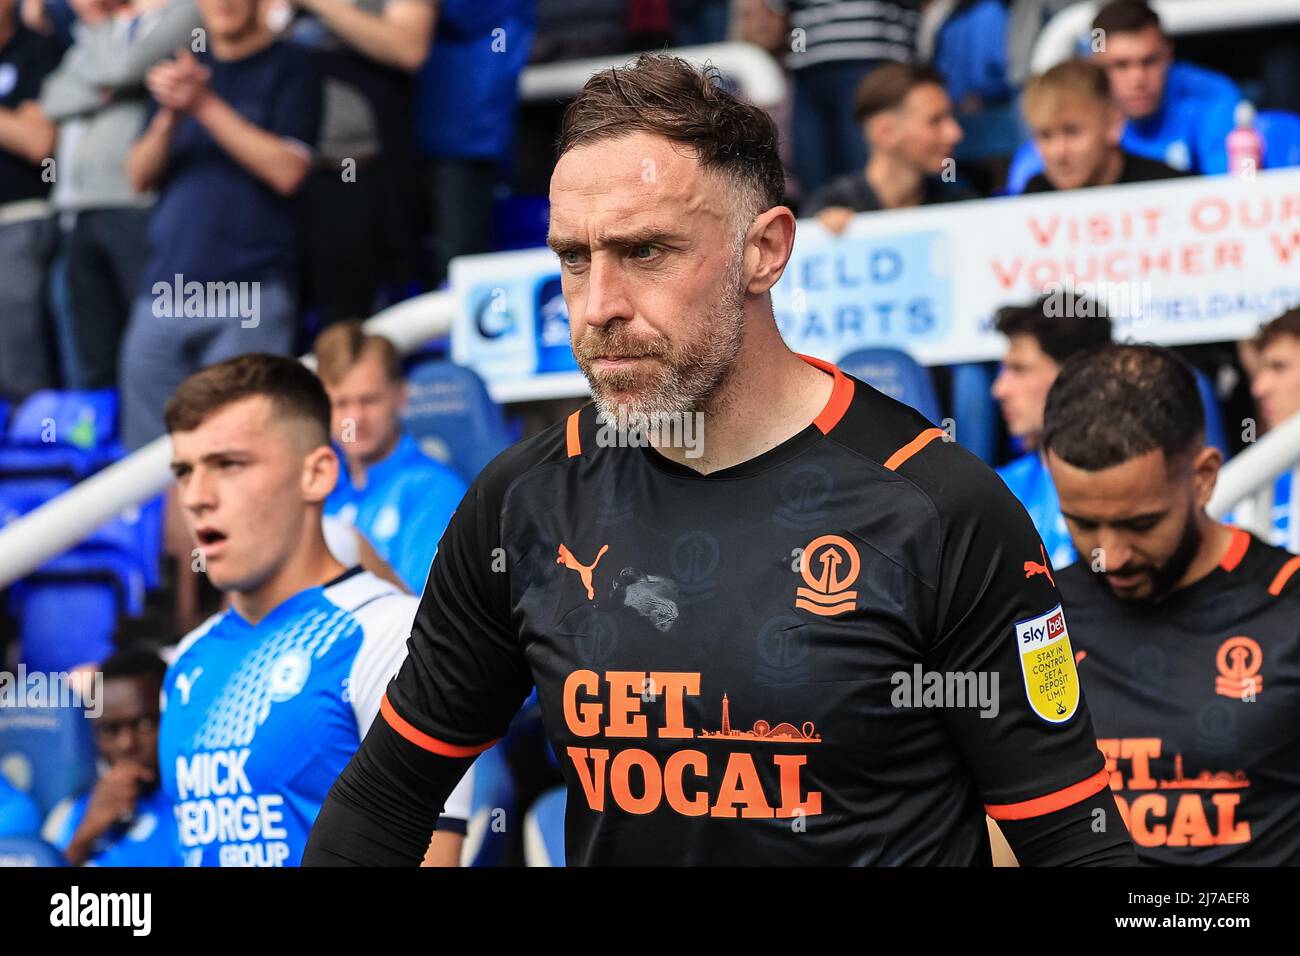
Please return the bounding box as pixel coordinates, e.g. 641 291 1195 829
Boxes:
416 0 535 286
44 647 178 866
117 0 322 449
315 321 466 593
1090 0 1240 175
991 293 1112 570
0 773 42 838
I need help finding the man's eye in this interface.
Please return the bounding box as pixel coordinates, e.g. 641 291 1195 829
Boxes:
633 245 657 260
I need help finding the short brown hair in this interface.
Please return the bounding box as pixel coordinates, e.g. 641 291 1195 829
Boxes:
853 63 946 123
313 320 403 386
557 53 785 221
1023 58 1112 118
1092 0 1162 37
1257 308 1300 351
164 353 331 446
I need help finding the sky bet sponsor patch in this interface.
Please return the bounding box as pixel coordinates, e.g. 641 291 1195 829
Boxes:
1015 604 1079 724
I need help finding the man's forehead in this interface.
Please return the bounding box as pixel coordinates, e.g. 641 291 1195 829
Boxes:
1048 448 1175 514
1006 334 1051 364
1029 98 1106 127
1262 336 1300 363
1097 30 1164 59
549 133 729 235
172 395 274 455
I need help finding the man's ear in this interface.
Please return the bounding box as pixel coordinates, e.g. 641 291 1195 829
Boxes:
744 205 797 295
1190 443 1223 510
302 443 340 505
866 112 891 150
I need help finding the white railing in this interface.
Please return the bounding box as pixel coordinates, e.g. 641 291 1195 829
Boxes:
0 292 456 589
520 41 788 109
1206 410 1300 534
1030 0 1300 76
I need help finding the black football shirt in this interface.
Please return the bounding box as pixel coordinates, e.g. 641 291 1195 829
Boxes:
1057 528 1300 864
383 354 1112 864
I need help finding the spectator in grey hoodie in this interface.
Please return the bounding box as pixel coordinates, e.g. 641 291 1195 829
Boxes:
38 0 199 388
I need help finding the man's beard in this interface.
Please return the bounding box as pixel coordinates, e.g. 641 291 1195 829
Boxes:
1096 503 1204 603
573 243 747 432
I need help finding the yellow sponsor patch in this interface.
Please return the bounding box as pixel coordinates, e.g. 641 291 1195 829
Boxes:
1015 603 1079 723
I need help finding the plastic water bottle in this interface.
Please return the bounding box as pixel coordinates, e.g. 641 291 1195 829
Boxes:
1226 101 1264 178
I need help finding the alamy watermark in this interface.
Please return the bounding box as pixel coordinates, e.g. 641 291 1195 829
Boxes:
891 665 999 719
0 666 102 718
1042 272 1153 326
152 274 260 328
595 406 705 459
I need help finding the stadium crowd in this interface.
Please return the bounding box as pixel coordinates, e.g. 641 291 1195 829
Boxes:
0 0 1299 867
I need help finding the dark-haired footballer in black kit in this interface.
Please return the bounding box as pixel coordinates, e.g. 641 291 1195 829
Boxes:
1044 343 1300 864
1057 531 1300 863
304 354 1135 866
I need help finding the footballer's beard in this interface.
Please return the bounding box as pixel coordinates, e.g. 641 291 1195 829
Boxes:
574 251 748 431
1099 503 1204 603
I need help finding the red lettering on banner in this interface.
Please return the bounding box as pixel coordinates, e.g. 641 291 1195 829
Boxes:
1272 230 1300 263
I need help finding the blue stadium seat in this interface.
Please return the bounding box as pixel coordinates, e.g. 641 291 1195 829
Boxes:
7 389 118 451
9 545 146 673
1259 110 1300 169
0 703 96 819
523 786 566 867
0 399 10 439
83 498 165 591
403 360 514 484
838 348 943 424
949 362 998 464
1004 140 1043 196
0 447 99 519
1191 367 1228 459
0 837 67 866
0 390 123 522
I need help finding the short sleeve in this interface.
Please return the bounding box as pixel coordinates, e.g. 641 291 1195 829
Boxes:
385 474 533 753
268 46 322 151
348 592 421 734
926 459 1107 819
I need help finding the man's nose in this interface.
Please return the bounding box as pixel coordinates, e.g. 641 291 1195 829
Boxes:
1096 529 1133 570
991 367 1009 399
180 466 215 512
581 254 632 330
